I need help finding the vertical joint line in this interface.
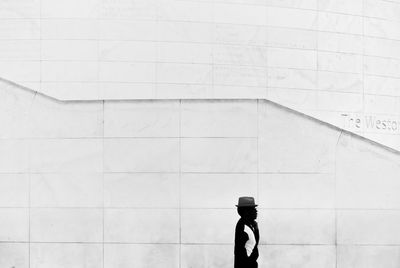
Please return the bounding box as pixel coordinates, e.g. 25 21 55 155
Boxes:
256 100 260 201
316 2 320 110
266 6 269 98
102 100 105 268
334 130 343 268
39 0 42 91
28 170 31 268
178 99 182 268
211 0 215 98
155 0 160 98
361 0 366 135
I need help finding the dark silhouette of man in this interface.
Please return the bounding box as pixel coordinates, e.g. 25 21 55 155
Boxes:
234 196 260 268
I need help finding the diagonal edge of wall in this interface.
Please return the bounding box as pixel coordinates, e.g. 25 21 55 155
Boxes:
1 76 399 156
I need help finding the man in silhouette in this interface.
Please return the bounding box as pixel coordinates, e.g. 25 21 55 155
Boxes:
234 196 260 268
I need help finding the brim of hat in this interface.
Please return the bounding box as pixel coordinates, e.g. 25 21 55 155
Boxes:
235 204 258 207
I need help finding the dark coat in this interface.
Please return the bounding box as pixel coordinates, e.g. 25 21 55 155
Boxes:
234 218 260 268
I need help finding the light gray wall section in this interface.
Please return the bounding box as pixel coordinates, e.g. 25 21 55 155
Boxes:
0 82 400 267
2 0 400 151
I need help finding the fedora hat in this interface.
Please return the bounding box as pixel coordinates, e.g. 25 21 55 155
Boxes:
236 196 258 207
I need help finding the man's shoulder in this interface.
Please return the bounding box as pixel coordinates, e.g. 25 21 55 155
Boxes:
235 218 245 229
236 218 258 230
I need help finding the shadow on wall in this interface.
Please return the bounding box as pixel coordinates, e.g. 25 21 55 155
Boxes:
0 79 400 268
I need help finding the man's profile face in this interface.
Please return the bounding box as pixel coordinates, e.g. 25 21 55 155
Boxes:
249 207 258 220
237 206 258 221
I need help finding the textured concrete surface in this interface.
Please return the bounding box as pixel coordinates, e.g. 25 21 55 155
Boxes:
1 81 400 267
0 0 400 150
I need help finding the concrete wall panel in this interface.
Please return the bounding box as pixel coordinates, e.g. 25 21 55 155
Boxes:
30 208 103 242
2 0 400 150
0 139 30 173
337 133 400 209
181 173 257 208
0 84 399 266
259 209 335 244
259 245 336 268
181 209 236 244
105 244 179 268
338 210 400 245
104 209 179 243
104 173 180 208
0 208 29 242
181 100 258 137
338 245 400 268
258 102 339 173
30 173 103 207
181 138 258 172
30 243 103 268
104 100 180 137
104 138 180 172
0 174 29 207
0 243 29 268
181 245 233 268
259 173 335 209
30 139 103 173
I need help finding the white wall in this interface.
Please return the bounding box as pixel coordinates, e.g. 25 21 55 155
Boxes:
0 0 400 150
1 81 400 267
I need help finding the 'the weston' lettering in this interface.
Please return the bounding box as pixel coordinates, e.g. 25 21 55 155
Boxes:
341 114 400 132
